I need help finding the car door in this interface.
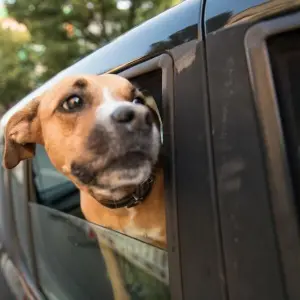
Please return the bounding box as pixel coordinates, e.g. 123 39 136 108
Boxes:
205 1 300 300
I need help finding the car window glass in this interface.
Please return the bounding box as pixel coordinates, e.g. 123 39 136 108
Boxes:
32 145 82 215
29 203 170 300
33 144 69 191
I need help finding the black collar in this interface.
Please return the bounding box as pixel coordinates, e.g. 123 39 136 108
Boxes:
96 174 155 209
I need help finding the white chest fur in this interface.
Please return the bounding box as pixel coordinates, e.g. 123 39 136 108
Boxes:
123 208 163 243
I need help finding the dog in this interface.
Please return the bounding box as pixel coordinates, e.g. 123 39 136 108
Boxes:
2 74 167 299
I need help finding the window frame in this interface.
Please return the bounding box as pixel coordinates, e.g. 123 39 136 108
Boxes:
245 12 300 300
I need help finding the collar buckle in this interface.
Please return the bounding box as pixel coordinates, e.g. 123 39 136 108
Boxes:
126 196 141 208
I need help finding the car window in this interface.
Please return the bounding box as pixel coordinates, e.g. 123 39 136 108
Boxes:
268 31 300 214
29 203 170 300
29 66 170 298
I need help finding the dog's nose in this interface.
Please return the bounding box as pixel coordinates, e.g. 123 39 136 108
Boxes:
111 106 152 129
111 106 135 123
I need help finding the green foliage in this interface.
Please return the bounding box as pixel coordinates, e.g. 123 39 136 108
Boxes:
0 0 179 113
0 25 36 111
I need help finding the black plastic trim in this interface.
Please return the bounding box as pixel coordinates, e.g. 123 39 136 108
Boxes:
169 40 226 299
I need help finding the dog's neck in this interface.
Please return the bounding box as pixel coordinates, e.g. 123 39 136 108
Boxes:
80 167 166 246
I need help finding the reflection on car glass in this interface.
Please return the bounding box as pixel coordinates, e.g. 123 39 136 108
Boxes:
33 144 69 192
30 204 170 300
48 208 169 283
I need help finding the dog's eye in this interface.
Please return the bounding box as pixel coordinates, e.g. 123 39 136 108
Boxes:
132 97 145 105
61 95 84 112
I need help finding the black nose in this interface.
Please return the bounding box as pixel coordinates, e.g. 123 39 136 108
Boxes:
111 106 135 123
111 106 152 129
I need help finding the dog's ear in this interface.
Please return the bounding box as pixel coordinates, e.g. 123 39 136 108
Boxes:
142 91 163 144
3 98 42 169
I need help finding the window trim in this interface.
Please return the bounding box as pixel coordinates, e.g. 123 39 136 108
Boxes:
245 12 300 300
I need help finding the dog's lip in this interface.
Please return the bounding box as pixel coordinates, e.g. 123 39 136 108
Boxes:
95 150 150 176
92 151 152 190
105 151 152 169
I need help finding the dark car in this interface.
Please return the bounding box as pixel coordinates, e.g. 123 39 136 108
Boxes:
1 0 300 299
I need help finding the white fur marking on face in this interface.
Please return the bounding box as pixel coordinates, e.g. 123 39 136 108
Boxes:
103 87 116 103
96 88 132 123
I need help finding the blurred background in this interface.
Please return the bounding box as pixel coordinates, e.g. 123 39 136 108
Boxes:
0 0 180 116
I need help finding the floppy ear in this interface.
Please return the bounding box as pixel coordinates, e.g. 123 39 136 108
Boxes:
2 98 42 169
143 92 163 144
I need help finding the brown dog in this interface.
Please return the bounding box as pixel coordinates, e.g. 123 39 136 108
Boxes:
2 74 166 299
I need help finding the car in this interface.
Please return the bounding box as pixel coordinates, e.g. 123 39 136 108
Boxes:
1 0 300 299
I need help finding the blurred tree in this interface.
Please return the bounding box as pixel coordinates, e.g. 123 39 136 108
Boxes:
5 0 180 84
0 21 38 112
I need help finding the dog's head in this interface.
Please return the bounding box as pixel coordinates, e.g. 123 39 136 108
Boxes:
2 74 161 201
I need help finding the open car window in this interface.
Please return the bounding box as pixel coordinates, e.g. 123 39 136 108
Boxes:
29 203 170 300
28 59 171 299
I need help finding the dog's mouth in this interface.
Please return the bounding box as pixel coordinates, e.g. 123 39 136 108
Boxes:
71 150 154 191
103 151 151 172
94 150 153 190
86 150 154 205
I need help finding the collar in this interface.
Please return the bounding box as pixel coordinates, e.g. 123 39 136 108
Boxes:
96 174 155 209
